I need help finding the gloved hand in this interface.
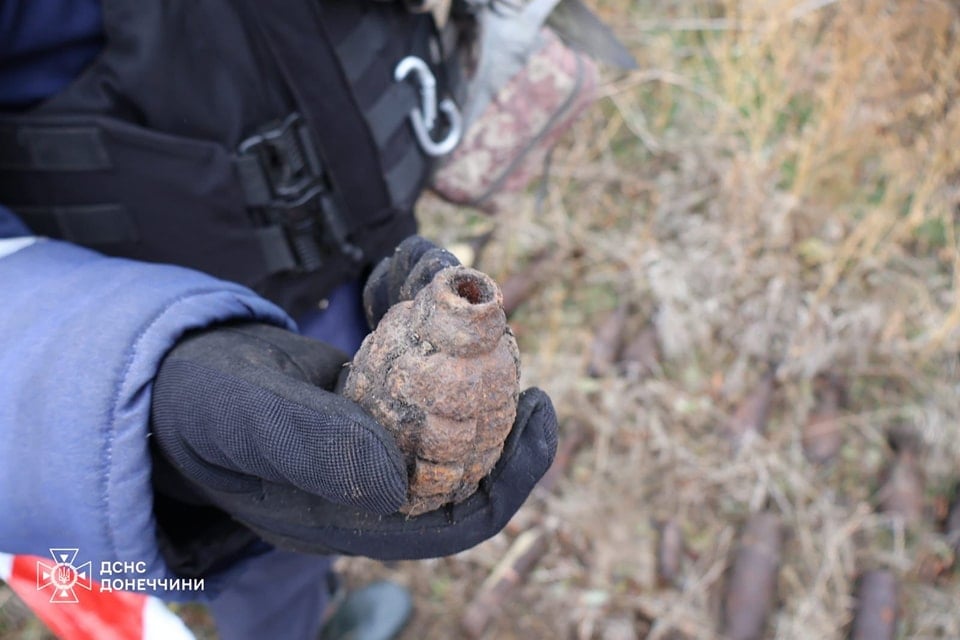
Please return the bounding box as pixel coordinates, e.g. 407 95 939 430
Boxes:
151 236 558 566
362 234 460 328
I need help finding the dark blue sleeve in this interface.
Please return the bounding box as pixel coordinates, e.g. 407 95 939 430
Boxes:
0 205 29 237
0 0 104 109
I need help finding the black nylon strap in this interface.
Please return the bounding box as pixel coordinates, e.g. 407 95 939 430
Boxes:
0 126 111 171
255 226 298 274
233 155 274 208
243 0 391 228
0 114 268 284
385 142 425 207
15 204 137 244
366 81 419 149
335 10 386 84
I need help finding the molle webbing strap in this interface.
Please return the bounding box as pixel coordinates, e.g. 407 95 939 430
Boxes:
1 117 353 275
365 83 419 153
0 126 111 171
0 114 267 290
14 204 136 245
328 3 441 211
386 143 426 208
335 11 387 85
242 0 393 224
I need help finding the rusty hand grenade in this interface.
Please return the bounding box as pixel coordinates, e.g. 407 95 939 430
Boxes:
343 266 521 515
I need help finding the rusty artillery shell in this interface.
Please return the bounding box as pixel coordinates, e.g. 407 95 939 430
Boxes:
850 570 898 640
721 512 783 640
802 373 846 464
724 366 777 446
656 518 683 588
877 428 924 526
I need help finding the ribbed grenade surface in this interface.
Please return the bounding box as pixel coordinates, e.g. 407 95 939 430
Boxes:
343 266 521 515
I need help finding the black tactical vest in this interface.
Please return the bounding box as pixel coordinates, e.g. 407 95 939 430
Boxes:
0 0 461 316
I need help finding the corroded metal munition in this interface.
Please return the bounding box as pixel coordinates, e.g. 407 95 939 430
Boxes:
343 266 520 515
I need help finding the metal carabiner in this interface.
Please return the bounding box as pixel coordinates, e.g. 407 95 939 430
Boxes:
394 56 463 157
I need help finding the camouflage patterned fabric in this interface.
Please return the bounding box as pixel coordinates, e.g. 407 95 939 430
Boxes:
403 0 452 26
430 28 599 213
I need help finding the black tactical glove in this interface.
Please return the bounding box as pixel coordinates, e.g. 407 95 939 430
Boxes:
150 236 558 569
362 234 461 328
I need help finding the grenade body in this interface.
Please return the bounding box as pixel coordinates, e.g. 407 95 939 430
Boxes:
343 266 520 515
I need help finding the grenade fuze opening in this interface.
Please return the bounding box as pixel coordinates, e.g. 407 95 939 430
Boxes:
451 272 493 305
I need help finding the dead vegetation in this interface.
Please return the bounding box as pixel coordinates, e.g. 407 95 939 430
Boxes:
3 0 960 638
341 1 960 638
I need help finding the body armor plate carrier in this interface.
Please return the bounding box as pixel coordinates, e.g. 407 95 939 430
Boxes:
0 0 461 316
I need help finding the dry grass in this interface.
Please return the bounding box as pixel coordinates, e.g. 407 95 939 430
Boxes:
354 1 960 638
4 1 960 638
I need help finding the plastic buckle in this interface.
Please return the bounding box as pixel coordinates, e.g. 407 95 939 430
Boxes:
238 114 362 271
238 113 324 202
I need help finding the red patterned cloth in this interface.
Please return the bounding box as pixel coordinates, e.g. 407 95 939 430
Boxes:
431 28 599 212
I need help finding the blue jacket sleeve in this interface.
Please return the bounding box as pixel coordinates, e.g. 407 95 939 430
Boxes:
0 233 295 598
